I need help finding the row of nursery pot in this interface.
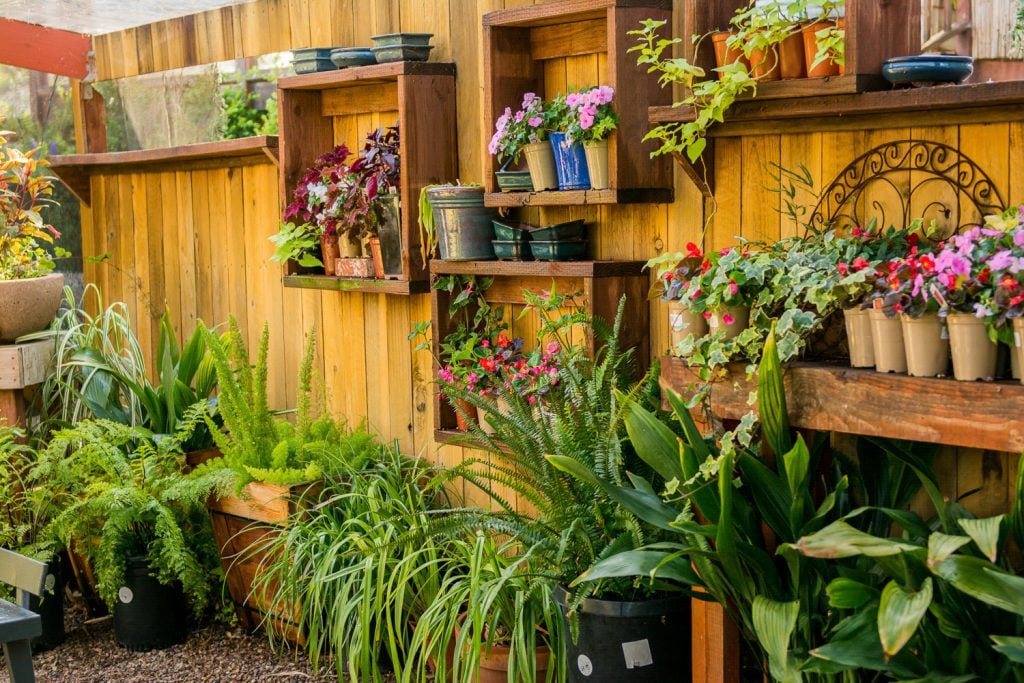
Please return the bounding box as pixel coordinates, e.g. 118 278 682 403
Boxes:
489 87 618 193
271 126 403 279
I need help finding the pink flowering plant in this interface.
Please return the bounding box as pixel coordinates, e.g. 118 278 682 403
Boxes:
563 85 618 143
487 92 552 166
645 242 704 301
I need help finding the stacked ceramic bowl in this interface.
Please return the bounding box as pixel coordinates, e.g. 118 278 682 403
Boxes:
292 48 337 74
492 220 588 261
370 33 434 63
330 47 377 69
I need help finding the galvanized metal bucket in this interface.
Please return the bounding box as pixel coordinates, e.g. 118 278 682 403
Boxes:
428 186 497 261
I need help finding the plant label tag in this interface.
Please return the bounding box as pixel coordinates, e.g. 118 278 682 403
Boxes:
576 654 594 676
44 574 56 592
929 284 948 309
118 586 134 604
622 639 654 669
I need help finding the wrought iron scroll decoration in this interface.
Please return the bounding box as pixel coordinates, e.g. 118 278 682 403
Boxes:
808 140 1005 236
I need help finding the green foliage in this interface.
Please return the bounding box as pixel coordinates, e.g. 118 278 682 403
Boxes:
34 412 232 614
0 426 57 559
253 443 456 683
269 221 322 268
220 84 278 140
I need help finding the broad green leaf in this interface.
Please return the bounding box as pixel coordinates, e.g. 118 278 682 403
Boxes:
621 393 684 483
576 550 700 587
782 435 810 500
796 520 921 559
991 635 1024 664
878 578 932 657
958 515 1004 563
927 533 971 567
810 608 920 678
753 596 800 683
665 389 721 523
930 555 1024 617
757 326 792 457
737 453 792 540
827 577 877 609
715 448 744 597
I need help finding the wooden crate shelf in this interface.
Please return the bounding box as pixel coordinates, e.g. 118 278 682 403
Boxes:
278 61 457 286
660 356 1024 453
282 274 430 295
429 258 650 434
482 0 673 203
50 136 279 206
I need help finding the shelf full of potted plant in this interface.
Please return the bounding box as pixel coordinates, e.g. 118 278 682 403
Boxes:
0 122 70 343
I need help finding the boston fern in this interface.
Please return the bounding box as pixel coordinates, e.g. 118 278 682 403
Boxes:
33 409 232 615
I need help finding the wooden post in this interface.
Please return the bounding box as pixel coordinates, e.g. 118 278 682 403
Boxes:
0 340 55 428
71 80 108 155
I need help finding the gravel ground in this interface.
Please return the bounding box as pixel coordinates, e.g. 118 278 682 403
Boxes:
0 606 347 683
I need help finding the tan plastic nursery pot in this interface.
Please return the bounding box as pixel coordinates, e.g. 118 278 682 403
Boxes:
523 141 558 191
583 140 610 190
668 300 708 351
708 305 750 341
868 308 907 374
843 307 874 368
900 313 949 378
1014 318 1024 385
947 312 998 381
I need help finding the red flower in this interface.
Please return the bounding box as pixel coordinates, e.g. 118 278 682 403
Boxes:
686 242 703 259
700 259 711 274
480 357 497 372
851 257 870 272
979 267 991 285
837 262 849 276
497 332 510 349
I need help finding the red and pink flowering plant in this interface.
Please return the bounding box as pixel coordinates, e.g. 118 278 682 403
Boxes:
644 242 705 302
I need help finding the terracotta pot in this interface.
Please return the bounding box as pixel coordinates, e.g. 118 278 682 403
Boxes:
901 313 949 378
708 305 750 341
583 140 610 190
1014 318 1024 385
523 141 558 191
947 312 998 381
802 20 840 78
454 398 478 432
337 232 362 258
369 237 385 278
0 273 65 343
334 257 374 278
843 307 874 368
868 308 906 374
749 44 781 81
836 17 846 76
320 234 340 275
668 300 708 352
478 643 551 683
778 31 807 79
711 31 749 77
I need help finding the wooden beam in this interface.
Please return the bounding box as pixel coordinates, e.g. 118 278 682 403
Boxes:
0 19 90 79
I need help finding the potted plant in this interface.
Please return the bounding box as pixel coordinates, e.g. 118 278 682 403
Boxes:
691 246 765 340
546 94 591 191
986 206 1024 383
488 96 538 192
879 246 949 378
646 244 708 354
419 184 497 262
359 126 403 278
34 414 228 651
564 86 618 191
0 123 69 342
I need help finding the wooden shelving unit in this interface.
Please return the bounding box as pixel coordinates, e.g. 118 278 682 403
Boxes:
429 259 649 434
482 0 674 206
277 61 457 291
660 357 1024 453
50 136 279 206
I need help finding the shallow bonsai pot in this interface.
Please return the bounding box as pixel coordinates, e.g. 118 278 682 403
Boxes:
292 57 338 74
882 55 973 87
371 44 434 63
529 239 587 261
529 219 586 242
0 272 64 343
495 170 534 193
492 240 532 261
371 32 434 47
329 47 377 68
292 47 336 61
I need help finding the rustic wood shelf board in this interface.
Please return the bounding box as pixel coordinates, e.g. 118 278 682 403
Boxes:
649 81 1024 131
429 259 646 278
49 136 279 205
277 61 456 91
282 274 430 295
661 357 1024 453
484 188 673 207
0 340 54 391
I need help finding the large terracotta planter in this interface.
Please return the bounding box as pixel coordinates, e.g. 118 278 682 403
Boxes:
901 313 949 378
868 309 906 374
523 141 558 191
0 273 64 343
708 305 750 341
668 300 708 352
947 312 998 381
843 307 874 368
802 20 841 78
583 140 610 190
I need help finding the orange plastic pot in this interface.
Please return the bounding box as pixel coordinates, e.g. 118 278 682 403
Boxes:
711 31 749 78
749 44 781 81
778 31 807 79
802 20 840 78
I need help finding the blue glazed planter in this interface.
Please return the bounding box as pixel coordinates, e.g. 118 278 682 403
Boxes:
549 132 591 191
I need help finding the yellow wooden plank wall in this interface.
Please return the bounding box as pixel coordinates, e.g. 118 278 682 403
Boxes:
82 1 1024 511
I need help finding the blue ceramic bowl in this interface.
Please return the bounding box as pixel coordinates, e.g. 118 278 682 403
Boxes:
882 55 973 87
330 48 377 68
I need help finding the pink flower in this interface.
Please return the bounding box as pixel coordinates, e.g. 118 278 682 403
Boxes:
1014 229 1024 248
989 249 1015 272
727 280 739 297
528 116 543 128
595 85 614 105
521 92 537 108
582 104 598 118
515 110 525 122
566 92 580 107
722 314 735 325
579 112 595 130
545 341 560 355
467 373 479 385
689 288 702 300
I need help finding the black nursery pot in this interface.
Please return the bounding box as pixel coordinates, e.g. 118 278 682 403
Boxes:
28 552 66 652
555 586 691 683
113 556 187 652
